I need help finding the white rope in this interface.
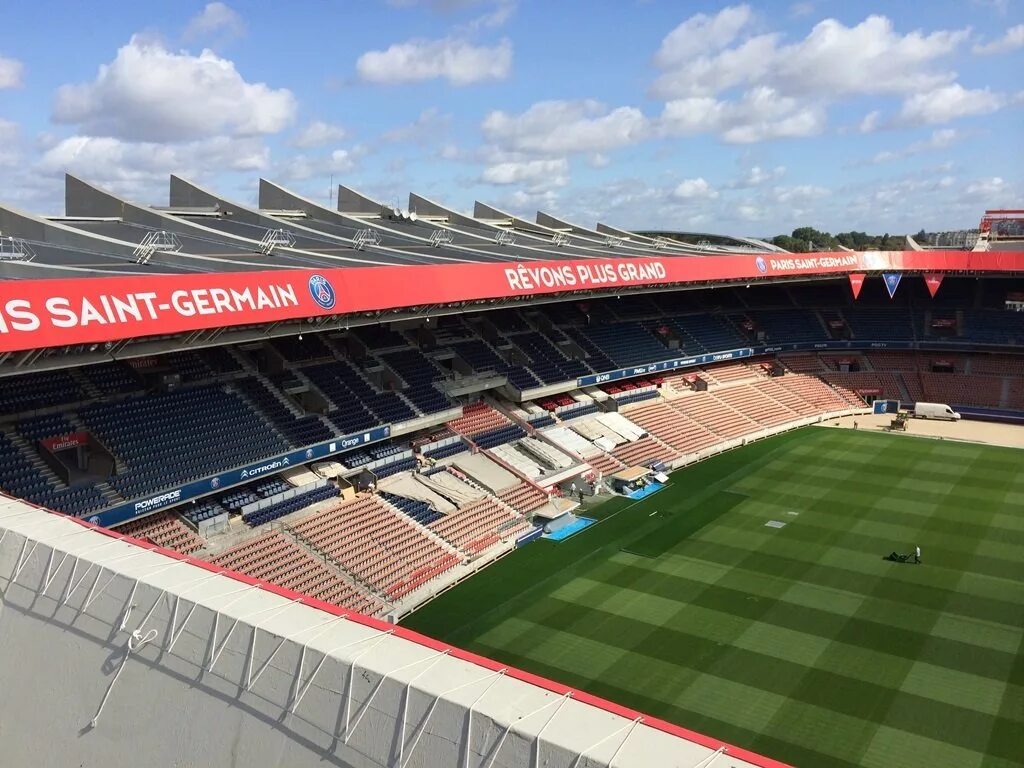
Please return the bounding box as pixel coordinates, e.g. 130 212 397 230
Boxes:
62 559 92 604
286 615 349 707
689 747 727 768
533 693 573 768
0 535 31 598
464 669 509 768
396 650 452 765
483 693 571 768
89 626 159 729
119 579 141 631
347 648 453 741
400 668 507 768
13 539 38 581
602 716 643 768
206 585 263 671
341 631 396 739
569 717 642 768
165 571 230 653
245 599 304 690
292 629 397 716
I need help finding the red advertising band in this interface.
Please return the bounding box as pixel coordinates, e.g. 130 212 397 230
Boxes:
1 249 1023 354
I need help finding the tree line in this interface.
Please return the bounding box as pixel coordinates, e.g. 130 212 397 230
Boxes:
768 227 914 252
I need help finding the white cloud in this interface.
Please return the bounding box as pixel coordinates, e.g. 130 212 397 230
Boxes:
381 107 452 143
654 5 753 68
898 84 1005 125
0 119 18 168
292 120 348 148
278 148 360 182
587 153 610 168
385 0 516 31
0 55 23 89
652 11 968 100
971 0 1010 13
386 0 482 10
53 35 296 142
738 204 766 221
770 184 829 204
790 2 815 17
356 37 512 85
37 135 270 199
869 128 961 164
184 2 246 42
973 24 1024 54
481 157 569 187
482 100 648 155
859 110 881 133
673 177 718 199
659 87 826 143
462 0 516 31
964 176 1008 198
0 118 16 143
732 165 786 187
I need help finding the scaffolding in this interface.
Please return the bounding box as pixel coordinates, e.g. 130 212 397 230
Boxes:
132 231 181 265
0 236 37 262
429 229 454 248
258 228 296 255
353 229 382 250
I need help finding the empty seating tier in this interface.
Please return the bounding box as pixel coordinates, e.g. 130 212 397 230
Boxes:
622 402 719 455
584 451 627 476
117 511 204 555
211 531 384 616
288 495 461 600
497 481 549 515
673 391 757 439
429 497 529 554
80 384 287 501
713 385 798 427
611 436 679 467
447 403 526 449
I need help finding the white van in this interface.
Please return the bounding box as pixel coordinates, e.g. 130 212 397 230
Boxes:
912 402 961 421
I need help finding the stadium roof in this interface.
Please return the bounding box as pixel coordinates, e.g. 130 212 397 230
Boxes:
0 173 1021 373
0 493 787 768
0 174 724 280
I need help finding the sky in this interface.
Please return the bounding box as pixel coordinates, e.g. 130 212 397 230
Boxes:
0 0 1021 236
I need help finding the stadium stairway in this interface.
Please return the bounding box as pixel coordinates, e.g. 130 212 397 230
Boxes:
377 492 464 557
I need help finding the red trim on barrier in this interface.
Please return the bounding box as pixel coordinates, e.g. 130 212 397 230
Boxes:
0 249 1023 353
2 498 792 768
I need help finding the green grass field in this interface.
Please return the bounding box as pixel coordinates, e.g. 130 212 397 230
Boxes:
403 428 1024 768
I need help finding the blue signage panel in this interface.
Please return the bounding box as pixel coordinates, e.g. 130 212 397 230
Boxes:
93 425 391 529
576 347 755 387
575 339 944 390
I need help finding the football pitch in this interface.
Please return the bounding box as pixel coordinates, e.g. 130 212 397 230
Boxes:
403 428 1024 768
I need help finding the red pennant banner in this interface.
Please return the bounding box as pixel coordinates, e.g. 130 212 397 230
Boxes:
923 273 944 298
848 273 866 300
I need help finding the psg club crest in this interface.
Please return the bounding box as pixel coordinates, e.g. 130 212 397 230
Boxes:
308 274 337 310
305 448 314 460
755 256 768 274
210 477 221 489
